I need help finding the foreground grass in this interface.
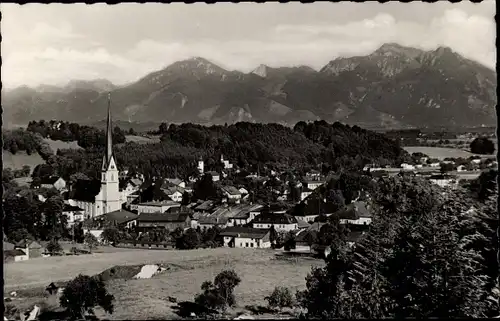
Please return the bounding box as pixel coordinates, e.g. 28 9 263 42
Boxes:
5 248 322 320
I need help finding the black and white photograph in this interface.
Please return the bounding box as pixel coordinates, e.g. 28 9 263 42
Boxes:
2 1 498 320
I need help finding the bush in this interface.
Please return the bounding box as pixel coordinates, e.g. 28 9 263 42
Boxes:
265 286 294 310
60 274 114 319
194 270 241 311
470 137 495 155
46 239 63 255
84 232 99 253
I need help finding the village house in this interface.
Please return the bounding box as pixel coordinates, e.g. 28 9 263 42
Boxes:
126 190 140 205
192 200 217 214
62 204 85 227
133 200 181 213
333 201 372 226
34 176 67 191
14 240 44 260
219 227 271 249
300 187 313 201
84 209 138 230
220 155 233 170
193 205 241 230
252 212 299 231
166 178 186 188
305 169 321 180
302 179 325 191
207 171 220 182
429 174 459 189
227 204 264 227
162 186 184 203
136 212 191 232
222 186 242 204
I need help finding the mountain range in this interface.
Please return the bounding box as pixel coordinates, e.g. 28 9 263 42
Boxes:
2 43 496 129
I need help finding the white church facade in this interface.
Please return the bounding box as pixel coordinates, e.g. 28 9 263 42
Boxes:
66 94 125 219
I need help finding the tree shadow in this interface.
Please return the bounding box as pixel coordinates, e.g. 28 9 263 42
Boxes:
244 304 275 315
171 301 218 318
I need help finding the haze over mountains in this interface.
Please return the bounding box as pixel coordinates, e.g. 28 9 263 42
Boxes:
3 43 496 129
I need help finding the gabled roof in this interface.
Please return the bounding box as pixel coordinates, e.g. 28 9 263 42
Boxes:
137 212 190 223
129 178 143 187
219 227 270 239
296 218 311 229
194 200 216 211
231 204 264 219
166 178 183 186
63 204 84 212
84 209 138 228
5 249 26 257
253 213 298 225
331 201 371 220
222 186 241 196
15 240 42 249
138 200 179 207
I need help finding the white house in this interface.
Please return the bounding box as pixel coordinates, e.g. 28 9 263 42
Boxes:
252 213 299 231
300 189 313 201
227 204 263 227
207 171 220 182
220 227 271 249
457 165 467 172
400 163 415 170
335 201 372 226
197 158 205 175
222 186 242 204
62 204 85 227
429 174 458 189
221 155 233 170
39 176 67 191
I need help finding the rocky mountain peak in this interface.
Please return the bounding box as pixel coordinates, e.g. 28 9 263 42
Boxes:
251 64 270 78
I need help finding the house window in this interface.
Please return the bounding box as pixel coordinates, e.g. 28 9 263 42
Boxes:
245 242 249 247
250 243 254 248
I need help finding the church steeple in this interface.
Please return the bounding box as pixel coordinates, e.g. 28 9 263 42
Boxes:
102 93 115 171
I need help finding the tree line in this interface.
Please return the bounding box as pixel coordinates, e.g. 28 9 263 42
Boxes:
33 120 408 182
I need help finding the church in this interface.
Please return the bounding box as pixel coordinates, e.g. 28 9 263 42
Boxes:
65 94 125 219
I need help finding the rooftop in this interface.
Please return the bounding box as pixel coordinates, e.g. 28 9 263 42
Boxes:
219 227 270 239
137 212 190 223
253 213 298 225
138 200 180 207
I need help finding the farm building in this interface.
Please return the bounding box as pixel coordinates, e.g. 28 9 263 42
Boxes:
252 213 299 231
62 204 85 227
14 240 44 259
220 227 271 249
331 201 372 226
136 212 191 231
227 204 264 227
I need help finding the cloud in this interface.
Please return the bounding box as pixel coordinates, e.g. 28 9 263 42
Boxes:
2 8 495 89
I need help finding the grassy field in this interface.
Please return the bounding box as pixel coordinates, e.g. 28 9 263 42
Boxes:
2 150 45 172
43 138 82 153
404 146 496 160
5 247 322 320
125 135 160 144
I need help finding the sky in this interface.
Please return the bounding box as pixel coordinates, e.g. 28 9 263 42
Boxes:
1 1 496 89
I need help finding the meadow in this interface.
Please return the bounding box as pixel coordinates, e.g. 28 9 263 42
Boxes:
403 146 496 160
43 138 82 153
5 247 322 320
125 135 160 144
2 150 45 172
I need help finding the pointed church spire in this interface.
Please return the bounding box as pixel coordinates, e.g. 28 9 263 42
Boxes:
103 93 114 170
